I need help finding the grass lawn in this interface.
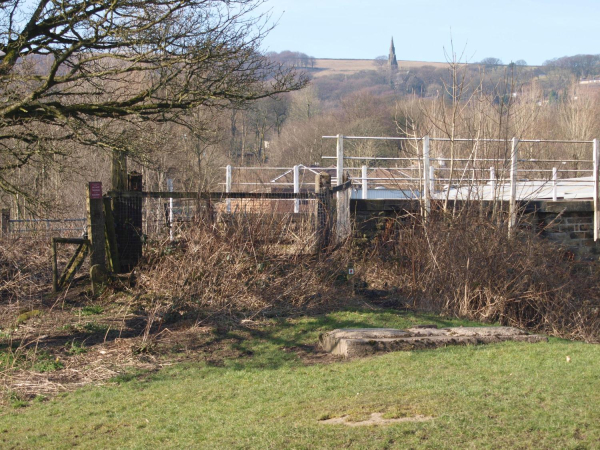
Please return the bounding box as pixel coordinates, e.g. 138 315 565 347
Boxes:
1 309 599 449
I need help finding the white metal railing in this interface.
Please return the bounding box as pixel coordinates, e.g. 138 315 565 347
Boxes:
219 135 599 239
321 134 600 239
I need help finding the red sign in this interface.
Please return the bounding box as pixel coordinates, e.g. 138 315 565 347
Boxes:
89 182 103 199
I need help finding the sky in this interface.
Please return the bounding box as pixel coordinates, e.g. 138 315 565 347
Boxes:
254 0 600 65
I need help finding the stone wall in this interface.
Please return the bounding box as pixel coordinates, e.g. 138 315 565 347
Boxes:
533 201 600 260
350 199 600 260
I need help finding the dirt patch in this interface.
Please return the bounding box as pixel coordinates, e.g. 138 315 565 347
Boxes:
320 413 433 426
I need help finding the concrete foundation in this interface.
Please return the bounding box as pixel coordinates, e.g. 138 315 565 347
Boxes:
319 326 547 357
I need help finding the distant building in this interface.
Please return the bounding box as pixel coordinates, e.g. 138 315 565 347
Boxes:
388 37 398 72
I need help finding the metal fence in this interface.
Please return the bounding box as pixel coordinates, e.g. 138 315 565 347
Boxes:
2 217 86 238
218 134 600 240
322 134 600 238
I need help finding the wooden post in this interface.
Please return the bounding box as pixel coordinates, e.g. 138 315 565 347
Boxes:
593 139 599 241
51 238 58 292
336 171 352 243
1 208 9 236
111 150 128 192
508 137 519 236
87 182 106 268
315 172 332 252
362 165 368 200
422 135 431 218
58 242 89 289
103 197 120 273
293 165 300 213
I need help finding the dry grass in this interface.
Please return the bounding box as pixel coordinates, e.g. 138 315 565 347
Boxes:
136 207 600 343
0 237 51 305
137 213 353 316
2 207 599 404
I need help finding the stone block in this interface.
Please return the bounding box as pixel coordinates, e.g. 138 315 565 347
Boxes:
546 232 568 241
320 327 547 357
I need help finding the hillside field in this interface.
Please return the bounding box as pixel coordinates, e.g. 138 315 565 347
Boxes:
311 58 449 77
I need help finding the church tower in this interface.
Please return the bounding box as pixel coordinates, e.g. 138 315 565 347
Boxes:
388 37 398 71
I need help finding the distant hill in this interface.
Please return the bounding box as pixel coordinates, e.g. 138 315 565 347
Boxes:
311 58 449 78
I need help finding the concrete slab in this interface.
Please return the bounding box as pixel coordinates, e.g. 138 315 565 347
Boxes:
319 326 547 357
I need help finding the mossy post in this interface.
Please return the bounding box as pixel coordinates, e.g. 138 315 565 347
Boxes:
87 182 106 269
111 150 128 192
315 172 332 252
103 197 120 273
1 208 9 236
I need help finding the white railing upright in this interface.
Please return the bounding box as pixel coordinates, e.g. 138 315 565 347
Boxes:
509 137 519 236
422 135 431 217
293 164 300 213
361 165 368 200
593 138 599 241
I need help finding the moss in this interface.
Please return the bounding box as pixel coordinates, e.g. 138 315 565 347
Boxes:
17 309 42 324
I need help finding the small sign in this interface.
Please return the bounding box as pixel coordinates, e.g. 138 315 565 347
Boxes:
89 182 103 199
348 268 354 275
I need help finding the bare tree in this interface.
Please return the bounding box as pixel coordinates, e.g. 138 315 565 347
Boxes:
0 0 307 194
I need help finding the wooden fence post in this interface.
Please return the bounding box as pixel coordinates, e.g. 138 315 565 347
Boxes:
87 182 106 268
111 150 128 192
315 172 332 252
51 238 58 292
167 178 174 241
336 172 352 243
103 197 120 273
1 208 9 236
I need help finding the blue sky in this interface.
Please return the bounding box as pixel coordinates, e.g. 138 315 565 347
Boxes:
254 0 599 65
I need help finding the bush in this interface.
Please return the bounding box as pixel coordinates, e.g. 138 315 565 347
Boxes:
362 210 600 342
136 213 353 314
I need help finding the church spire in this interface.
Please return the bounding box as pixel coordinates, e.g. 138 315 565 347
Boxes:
388 37 398 71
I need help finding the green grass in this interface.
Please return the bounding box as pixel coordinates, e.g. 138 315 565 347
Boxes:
65 340 87 356
2 309 599 449
80 305 104 316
